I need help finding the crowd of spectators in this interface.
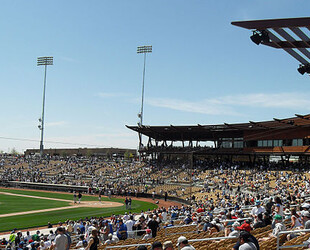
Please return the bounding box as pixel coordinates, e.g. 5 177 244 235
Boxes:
2 154 310 249
3 196 310 249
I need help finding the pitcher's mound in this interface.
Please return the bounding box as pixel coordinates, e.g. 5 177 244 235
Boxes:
70 201 123 208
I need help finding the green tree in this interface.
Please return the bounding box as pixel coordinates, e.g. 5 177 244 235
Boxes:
86 149 92 158
61 151 67 157
10 148 19 155
124 150 130 160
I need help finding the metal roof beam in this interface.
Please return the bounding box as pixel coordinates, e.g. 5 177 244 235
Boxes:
170 124 187 132
273 28 310 60
290 27 310 47
267 30 309 64
224 123 242 130
231 17 310 30
295 114 310 120
261 41 310 48
170 125 196 142
170 124 179 131
273 118 297 127
249 121 269 129
146 127 166 140
295 114 305 118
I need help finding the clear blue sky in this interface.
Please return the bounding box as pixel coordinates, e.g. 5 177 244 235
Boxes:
1 0 310 153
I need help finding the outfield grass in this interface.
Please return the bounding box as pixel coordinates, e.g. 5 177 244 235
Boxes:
0 188 101 201
0 188 157 232
0 194 70 214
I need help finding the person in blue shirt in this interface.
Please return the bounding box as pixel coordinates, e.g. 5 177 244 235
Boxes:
108 222 113 234
116 220 127 240
171 210 178 220
79 222 85 234
163 220 174 228
203 217 212 231
184 215 193 225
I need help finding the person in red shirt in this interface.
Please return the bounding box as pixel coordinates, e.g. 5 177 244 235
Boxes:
197 207 204 213
236 220 252 232
231 211 238 220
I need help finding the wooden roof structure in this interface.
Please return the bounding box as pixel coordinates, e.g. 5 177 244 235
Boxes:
126 114 310 142
231 17 310 69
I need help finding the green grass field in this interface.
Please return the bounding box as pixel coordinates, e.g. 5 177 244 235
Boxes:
0 188 157 232
0 194 70 214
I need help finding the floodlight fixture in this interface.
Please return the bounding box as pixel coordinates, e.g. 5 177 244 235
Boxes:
37 56 53 66
137 45 152 54
260 30 270 43
37 56 53 157
250 31 261 45
250 30 270 45
297 64 310 75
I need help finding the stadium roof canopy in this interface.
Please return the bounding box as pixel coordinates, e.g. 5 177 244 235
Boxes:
231 17 310 74
126 114 310 141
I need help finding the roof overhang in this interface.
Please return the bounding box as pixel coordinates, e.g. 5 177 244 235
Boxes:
232 17 310 73
127 114 310 141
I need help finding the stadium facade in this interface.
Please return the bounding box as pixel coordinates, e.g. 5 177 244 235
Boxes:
24 147 136 158
127 114 310 162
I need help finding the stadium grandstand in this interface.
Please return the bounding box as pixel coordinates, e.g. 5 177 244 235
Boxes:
2 17 310 250
24 147 136 158
127 114 310 164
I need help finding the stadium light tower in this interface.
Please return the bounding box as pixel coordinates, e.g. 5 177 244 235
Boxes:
37 56 53 157
137 45 152 126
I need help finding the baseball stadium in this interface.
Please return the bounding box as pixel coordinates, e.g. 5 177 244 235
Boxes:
1 6 310 250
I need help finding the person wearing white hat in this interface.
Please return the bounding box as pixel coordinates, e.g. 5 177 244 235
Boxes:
229 222 241 237
301 203 310 209
123 212 129 222
176 236 195 250
251 200 265 218
302 211 310 229
163 241 174 250
103 233 113 245
202 217 212 232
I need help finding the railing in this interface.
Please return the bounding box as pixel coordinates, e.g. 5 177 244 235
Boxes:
188 235 237 242
105 243 152 249
209 205 255 215
196 212 252 223
166 214 252 227
276 228 310 250
167 215 186 223
223 217 252 223
164 224 199 236
126 229 151 239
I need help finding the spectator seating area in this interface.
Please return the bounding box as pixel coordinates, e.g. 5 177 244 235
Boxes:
2 154 310 249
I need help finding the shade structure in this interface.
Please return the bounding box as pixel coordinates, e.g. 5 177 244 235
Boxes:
232 17 310 68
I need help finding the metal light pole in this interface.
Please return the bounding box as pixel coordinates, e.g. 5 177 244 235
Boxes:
190 152 194 203
137 46 152 153
137 45 152 126
37 56 53 157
